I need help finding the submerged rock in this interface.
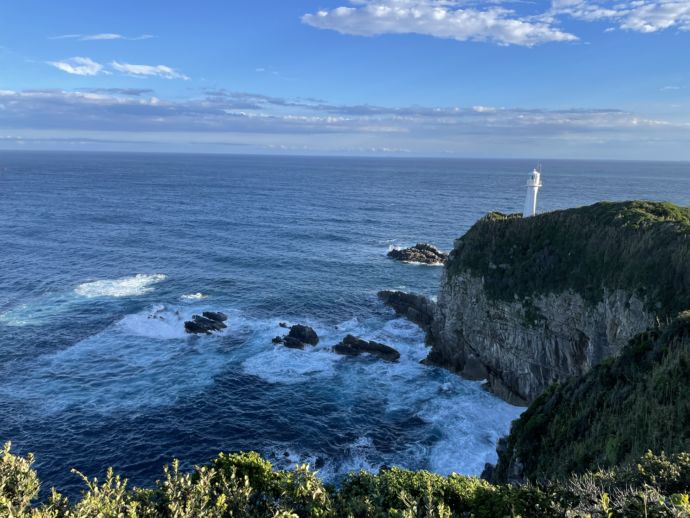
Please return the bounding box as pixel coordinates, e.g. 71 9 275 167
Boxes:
333 334 400 362
184 312 228 334
387 243 447 265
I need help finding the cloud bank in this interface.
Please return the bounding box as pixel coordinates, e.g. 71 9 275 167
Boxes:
0 88 687 158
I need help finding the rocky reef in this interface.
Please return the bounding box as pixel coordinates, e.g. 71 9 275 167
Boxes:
272 324 319 349
382 201 690 405
387 243 447 265
184 311 228 334
333 334 400 362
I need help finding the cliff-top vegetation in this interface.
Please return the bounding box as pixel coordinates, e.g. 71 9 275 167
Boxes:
2 442 690 517
446 201 690 316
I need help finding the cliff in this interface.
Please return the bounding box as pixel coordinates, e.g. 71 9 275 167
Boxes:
381 201 690 404
427 201 690 404
493 311 690 483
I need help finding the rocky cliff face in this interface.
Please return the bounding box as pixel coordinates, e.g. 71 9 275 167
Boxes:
428 272 654 404
382 201 690 406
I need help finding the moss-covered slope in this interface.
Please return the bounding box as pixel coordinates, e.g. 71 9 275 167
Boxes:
446 200 690 317
495 311 690 483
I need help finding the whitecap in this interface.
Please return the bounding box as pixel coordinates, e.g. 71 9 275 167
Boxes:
181 292 207 301
74 273 167 298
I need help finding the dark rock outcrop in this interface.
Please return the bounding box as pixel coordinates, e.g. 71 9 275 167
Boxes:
378 290 436 334
387 243 447 265
282 336 306 349
333 334 400 362
273 324 319 349
287 324 319 345
184 311 228 334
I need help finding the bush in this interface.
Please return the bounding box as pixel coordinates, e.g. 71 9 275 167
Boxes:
1 442 688 517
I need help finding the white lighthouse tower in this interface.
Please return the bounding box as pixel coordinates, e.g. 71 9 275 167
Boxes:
523 166 542 217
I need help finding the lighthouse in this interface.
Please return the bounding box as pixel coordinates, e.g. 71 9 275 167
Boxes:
523 167 542 217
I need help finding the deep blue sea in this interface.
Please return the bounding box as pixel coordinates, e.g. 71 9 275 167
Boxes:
1 151 689 497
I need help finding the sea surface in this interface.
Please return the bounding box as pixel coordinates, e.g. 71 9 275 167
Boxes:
1 152 689 496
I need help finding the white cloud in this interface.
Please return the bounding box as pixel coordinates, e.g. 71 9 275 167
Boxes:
110 61 190 80
50 33 154 41
303 0 690 45
303 0 578 46
47 57 103 76
550 0 690 33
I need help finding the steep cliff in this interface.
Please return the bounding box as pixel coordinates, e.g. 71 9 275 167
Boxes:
493 311 690 483
428 201 690 404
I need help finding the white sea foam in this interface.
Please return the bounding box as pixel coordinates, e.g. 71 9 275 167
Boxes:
181 292 207 301
242 347 342 385
74 273 167 298
117 305 191 340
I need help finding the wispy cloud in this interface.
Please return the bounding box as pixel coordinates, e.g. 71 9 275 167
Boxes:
47 58 189 80
47 57 104 76
110 61 190 80
546 0 690 33
303 0 578 46
49 33 155 41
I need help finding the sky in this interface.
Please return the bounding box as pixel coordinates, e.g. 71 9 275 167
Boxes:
0 0 689 159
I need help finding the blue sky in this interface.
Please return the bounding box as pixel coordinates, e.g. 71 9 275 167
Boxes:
1 0 689 159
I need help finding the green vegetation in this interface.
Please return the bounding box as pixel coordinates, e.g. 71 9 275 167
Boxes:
446 201 690 317
495 311 690 484
2 443 690 517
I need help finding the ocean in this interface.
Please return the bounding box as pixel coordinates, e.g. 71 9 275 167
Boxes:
1 151 689 496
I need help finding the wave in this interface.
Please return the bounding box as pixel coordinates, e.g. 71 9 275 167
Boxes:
181 292 207 301
74 274 167 298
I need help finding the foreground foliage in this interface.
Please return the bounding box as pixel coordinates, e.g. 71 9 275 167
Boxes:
447 201 690 317
495 311 690 483
2 443 689 517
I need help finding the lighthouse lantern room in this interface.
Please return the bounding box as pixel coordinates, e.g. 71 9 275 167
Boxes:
523 167 542 217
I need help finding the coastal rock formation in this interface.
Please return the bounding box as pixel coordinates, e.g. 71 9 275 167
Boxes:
378 290 436 334
287 324 319 345
401 202 689 405
184 311 228 334
489 311 690 483
273 324 319 349
430 273 653 404
333 334 400 362
387 243 447 265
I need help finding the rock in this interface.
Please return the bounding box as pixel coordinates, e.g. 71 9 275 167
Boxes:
480 463 495 483
287 324 319 345
271 336 283 344
333 334 400 362
184 313 228 334
378 290 435 333
387 243 447 265
279 322 289 329
282 336 305 349
202 311 227 323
